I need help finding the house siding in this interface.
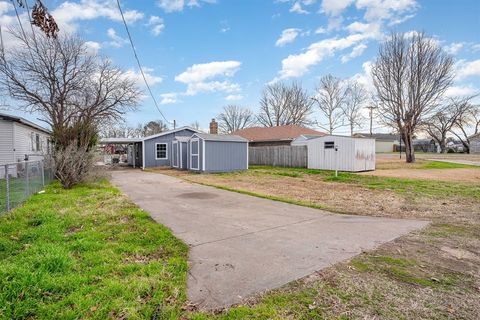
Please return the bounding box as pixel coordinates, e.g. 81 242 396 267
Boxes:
0 120 14 164
13 122 49 162
204 140 248 172
471 137 480 154
143 129 197 167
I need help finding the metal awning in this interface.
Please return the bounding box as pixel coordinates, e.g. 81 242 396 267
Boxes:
99 138 142 144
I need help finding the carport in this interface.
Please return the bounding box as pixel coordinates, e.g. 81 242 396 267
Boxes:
98 138 142 167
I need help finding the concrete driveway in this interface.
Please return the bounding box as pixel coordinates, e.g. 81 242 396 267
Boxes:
110 170 429 309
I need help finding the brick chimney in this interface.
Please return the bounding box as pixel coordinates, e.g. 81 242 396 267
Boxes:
209 118 218 134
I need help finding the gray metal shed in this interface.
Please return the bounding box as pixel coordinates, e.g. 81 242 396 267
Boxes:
187 133 248 173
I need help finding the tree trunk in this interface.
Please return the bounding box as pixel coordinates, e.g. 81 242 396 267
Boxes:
403 130 415 163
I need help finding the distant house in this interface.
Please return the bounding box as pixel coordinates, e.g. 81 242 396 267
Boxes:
470 133 480 154
413 139 438 153
353 133 400 153
0 112 51 164
233 125 325 147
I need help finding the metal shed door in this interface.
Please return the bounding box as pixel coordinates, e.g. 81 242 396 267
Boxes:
190 138 200 170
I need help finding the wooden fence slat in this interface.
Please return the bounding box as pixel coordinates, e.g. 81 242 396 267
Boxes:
248 146 307 167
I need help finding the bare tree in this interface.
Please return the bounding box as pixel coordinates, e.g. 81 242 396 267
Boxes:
0 29 141 187
451 103 480 153
343 81 368 136
141 120 168 136
425 97 472 153
371 32 454 162
313 74 347 134
218 105 256 133
190 121 201 130
100 121 139 138
257 81 313 127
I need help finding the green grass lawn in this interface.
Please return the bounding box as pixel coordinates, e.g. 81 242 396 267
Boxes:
0 181 188 319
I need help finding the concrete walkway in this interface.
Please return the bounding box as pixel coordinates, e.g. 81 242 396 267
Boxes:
110 170 429 310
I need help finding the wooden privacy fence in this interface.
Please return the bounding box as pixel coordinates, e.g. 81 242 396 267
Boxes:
249 146 307 167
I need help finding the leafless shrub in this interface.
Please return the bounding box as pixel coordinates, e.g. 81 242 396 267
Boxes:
53 142 94 189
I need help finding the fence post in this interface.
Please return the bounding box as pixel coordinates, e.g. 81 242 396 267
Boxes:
5 165 9 212
41 160 45 187
25 161 29 196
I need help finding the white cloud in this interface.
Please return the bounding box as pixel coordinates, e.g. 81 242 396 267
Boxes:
275 28 301 47
321 0 354 16
290 2 309 14
53 0 144 32
175 61 241 83
275 33 373 79
445 85 478 98
84 41 101 55
185 81 239 95
349 60 375 93
444 42 464 55
106 28 128 48
0 1 12 15
175 61 241 96
355 0 418 22
123 67 163 87
341 43 367 63
157 0 216 13
225 94 243 101
315 26 327 34
455 59 480 80
160 93 180 104
146 15 165 36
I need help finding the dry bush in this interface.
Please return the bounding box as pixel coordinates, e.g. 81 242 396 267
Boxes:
53 143 94 189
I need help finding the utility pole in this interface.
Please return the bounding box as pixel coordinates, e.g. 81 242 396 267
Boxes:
365 105 377 136
173 120 176 130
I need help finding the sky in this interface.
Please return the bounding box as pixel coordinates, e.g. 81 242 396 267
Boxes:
1 0 479 135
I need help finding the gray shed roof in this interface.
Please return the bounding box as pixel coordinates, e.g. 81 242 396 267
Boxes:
0 112 51 134
143 126 201 141
99 137 142 144
193 133 248 142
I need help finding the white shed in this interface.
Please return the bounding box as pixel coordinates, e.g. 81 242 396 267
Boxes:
307 135 375 172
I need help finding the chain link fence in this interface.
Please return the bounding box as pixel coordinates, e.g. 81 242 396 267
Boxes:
0 160 55 214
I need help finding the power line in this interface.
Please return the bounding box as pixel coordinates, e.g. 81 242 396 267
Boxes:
115 0 172 125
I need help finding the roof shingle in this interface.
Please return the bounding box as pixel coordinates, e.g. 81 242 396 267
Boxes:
232 125 325 142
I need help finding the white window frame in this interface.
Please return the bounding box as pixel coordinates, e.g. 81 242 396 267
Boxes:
190 138 200 170
172 141 179 168
155 143 168 160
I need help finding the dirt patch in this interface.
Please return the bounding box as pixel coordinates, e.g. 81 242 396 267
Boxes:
359 168 480 182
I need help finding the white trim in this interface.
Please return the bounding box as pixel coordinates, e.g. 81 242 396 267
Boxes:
190 138 200 170
142 126 201 142
142 141 145 169
172 141 179 168
202 138 206 171
179 142 183 169
155 142 168 160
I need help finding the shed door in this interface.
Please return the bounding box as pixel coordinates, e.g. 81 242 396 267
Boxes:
190 139 200 170
172 141 179 168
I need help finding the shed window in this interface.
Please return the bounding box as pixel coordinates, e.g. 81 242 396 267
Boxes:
324 141 335 149
155 143 168 159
